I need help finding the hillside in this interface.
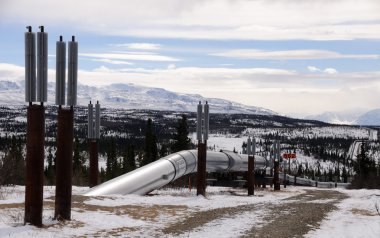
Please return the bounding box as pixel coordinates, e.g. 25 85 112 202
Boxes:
0 80 276 115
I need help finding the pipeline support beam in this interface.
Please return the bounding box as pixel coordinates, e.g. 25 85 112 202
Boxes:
196 143 207 196
89 140 99 187
54 108 74 220
24 105 45 227
274 160 280 190
248 156 255 196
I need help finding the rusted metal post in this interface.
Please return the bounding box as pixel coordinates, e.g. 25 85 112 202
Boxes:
274 160 280 190
24 104 45 227
197 142 207 196
54 107 73 220
284 160 287 188
248 155 255 196
89 140 99 187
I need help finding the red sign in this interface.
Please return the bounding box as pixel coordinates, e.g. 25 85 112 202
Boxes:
282 153 296 159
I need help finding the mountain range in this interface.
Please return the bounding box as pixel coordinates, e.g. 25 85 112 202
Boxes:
1 80 379 125
305 109 380 126
0 80 276 115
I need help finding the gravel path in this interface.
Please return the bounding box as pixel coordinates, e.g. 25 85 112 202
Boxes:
162 189 348 237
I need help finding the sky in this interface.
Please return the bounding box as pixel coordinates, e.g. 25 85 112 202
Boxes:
0 0 379 116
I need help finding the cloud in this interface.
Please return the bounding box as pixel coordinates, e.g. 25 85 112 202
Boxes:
110 43 161 50
308 66 338 74
2 0 380 40
307 66 321 72
324 68 338 74
80 52 180 62
213 49 379 60
167 64 176 69
91 58 134 65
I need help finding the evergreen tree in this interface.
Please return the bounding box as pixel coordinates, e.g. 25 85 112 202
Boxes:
72 137 87 185
171 115 191 152
0 136 25 185
342 166 348 183
351 142 379 188
122 144 136 173
44 146 55 185
141 118 158 166
159 143 169 157
328 168 333 182
106 138 119 179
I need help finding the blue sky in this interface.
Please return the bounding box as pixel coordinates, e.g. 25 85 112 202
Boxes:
0 0 379 116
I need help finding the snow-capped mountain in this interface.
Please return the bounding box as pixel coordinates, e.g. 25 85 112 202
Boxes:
355 109 380 126
0 80 276 115
305 110 365 125
306 109 380 126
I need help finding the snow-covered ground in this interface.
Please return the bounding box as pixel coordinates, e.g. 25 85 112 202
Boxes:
0 186 379 237
305 189 380 238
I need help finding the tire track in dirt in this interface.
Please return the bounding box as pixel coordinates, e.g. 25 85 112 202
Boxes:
161 189 348 237
241 190 348 238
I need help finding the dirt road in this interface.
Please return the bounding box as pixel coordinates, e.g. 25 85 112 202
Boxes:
162 189 348 238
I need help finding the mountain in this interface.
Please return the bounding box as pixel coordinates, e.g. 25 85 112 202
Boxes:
306 109 380 126
355 109 380 126
0 80 276 115
305 110 365 125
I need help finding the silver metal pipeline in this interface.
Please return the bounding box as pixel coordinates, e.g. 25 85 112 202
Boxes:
84 150 268 196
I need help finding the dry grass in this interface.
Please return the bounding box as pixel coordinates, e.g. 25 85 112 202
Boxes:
71 202 188 222
89 227 140 237
351 208 378 216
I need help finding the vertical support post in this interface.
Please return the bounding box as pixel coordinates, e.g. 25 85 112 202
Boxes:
197 142 207 196
248 155 255 195
54 108 74 220
283 160 287 188
274 160 280 190
24 105 45 227
88 100 100 187
196 101 209 197
273 141 280 190
89 140 99 187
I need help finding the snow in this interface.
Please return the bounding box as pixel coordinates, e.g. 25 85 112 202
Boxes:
305 189 380 238
1 186 379 237
0 80 276 115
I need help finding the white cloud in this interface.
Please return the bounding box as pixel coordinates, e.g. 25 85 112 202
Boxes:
80 52 180 62
324 68 338 74
213 49 379 60
92 59 134 65
167 64 176 69
308 66 338 74
111 43 161 50
2 0 380 40
307 66 321 72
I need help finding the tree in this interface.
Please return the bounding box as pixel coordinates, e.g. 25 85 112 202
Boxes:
351 142 379 189
159 143 169 157
72 137 87 185
0 136 25 185
171 115 191 152
122 144 136 173
141 118 158 166
106 138 119 180
44 146 55 185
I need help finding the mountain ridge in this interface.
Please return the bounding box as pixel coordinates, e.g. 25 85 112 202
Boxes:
306 109 380 126
0 80 277 115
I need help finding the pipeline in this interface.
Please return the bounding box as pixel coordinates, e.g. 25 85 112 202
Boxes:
84 150 268 196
